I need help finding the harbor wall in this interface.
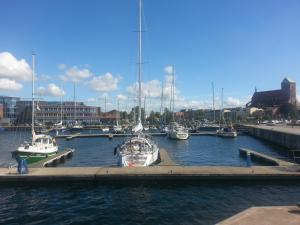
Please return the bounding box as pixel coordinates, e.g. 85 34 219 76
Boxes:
245 125 300 149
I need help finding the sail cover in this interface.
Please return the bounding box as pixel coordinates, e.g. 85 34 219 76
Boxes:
132 122 143 133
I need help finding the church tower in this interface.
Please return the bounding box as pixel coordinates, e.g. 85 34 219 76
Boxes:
281 77 296 105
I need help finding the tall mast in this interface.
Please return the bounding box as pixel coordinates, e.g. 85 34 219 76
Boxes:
171 65 175 121
160 80 164 123
104 96 107 113
60 95 63 123
212 82 215 122
137 0 142 124
117 99 120 126
32 53 35 140
143 95 146 124
172 65 175 114
73 82 76 122
221 88 224 124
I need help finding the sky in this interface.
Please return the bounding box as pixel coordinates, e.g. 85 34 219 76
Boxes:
0 0 299 112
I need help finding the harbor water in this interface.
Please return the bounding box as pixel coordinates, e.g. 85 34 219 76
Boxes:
0 130 299 224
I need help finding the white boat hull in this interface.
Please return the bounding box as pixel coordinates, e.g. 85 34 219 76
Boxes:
216 130 237 137
168 131 189 140
120 148 159 167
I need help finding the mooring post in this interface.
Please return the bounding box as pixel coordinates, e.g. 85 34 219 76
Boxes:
246 151 252 167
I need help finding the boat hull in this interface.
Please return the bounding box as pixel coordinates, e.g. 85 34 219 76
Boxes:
11 151 58 164
118 149 159 167
168 131 189 140
216 131 237 137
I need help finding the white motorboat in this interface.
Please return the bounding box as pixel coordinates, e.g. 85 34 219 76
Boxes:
102 127 110 133
216 126 237 137
167 122 189 140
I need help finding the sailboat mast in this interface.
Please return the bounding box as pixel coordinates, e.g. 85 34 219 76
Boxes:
221 88 224 124
32 53 35 140
160 80 164 122
104 96 107 113
73 82 76 122
137 0 142 124
117 99 120 126
171 65 175 121
212 82 215 122
60 95 63 123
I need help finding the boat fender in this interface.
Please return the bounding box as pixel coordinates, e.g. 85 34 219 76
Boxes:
114 147 117 155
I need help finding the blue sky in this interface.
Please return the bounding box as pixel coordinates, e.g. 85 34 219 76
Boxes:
0 0 299 111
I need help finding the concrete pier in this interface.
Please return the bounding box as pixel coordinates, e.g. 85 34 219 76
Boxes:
244 125 300 149
29 149 74 168
54 131 221 140
239 148 295 166
1 146 299 184
1 165 300 183
157 149 178 166
217 206 300 225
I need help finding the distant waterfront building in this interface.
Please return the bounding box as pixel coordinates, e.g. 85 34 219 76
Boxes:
100 110 120 124
0 96 20 124
0 104 3 120
17 100 101 124
247 77 298 108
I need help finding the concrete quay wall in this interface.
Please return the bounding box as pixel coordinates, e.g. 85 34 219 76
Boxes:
244 125 300 149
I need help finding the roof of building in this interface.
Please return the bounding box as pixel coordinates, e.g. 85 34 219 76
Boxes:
249 89 286 107
282 77 295 83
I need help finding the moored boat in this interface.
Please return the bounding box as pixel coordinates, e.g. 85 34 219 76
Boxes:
12 53 58 164
114 0 159 167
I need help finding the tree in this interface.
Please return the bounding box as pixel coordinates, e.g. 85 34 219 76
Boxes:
129 106 145 123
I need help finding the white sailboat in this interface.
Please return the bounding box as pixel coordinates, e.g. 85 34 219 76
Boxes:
167 65 189 140
12 53 58 164
54 95 66 133
216 88 237 137
114 0 159 167
113 100 123 133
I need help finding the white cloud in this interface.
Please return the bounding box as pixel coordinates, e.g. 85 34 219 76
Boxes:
85 97 96 102
117 94 128 101
0 52 32 81
224 97 242 108
88 72 121 92
36 83 65 97
58 64 66 70
127 80 162 98
164 65 174 75
60 66 92 82
0 78 23 91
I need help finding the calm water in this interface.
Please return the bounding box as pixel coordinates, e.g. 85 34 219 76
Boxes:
0 130 299 225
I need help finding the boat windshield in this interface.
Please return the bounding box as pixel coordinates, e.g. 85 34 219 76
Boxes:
35 137 52 145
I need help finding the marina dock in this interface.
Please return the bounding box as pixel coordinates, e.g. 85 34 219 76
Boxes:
243 124 300 149
217 206 300 225
0 165 300 183
1 147 299 184
54 131 220 140
29 149 75 168
239 148 295 166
